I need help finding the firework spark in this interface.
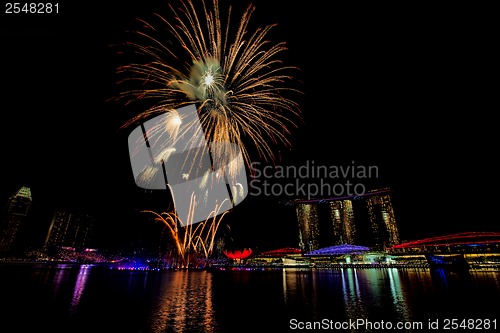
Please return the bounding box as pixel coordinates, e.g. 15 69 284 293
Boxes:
115 0 301 170
146 193 231 268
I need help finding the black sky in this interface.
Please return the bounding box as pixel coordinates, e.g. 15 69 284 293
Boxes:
1 1 497 251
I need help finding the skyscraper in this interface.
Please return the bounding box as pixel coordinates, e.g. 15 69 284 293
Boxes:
366 191 400 249
0 186 32 253
44 210 94 251
329 200 356 245
290 188 400 251
296 203 320 252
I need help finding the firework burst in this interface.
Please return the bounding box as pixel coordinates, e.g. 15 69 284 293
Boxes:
115 0 301 169
146 193 231 268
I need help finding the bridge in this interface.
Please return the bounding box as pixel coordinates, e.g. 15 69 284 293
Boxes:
388 231 500 254
387 232 500 269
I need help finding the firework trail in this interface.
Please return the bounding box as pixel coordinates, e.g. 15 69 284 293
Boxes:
145 194 231 268
115 0 302 173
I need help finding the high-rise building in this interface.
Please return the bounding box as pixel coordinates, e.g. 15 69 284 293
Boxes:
329 200 356 245
290 188 400 251
0 186 32 253
296 203 320 252
366 191 400 249
44 210 94 251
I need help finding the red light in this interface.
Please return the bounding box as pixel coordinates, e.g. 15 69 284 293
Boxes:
224 249 253 260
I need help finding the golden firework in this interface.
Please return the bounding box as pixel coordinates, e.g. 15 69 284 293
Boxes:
115 0 301 169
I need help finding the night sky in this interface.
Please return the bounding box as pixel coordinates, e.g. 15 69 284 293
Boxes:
1 1 497 252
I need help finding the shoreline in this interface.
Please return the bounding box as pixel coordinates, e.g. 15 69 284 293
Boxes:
1 260 499 271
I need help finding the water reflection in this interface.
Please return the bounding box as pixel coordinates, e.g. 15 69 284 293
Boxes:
281 268 418 330
387 268 412 324
341 268 367 323
282 268 315 317
2 265 499 333
429 267 474 291
146 270 218 333
70 265 91 313
470 269 500 289
51 265 68 297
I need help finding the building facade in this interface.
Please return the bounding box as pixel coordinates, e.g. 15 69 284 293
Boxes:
295 203 320 252
44 210 94 251
366 192 400 249
0 186 32 253
293 188 400 251
329 200 356 245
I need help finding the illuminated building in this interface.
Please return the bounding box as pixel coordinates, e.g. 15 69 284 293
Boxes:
295 203 320 252
329 200 356 245
44 210 94 251
289 188 400 250
224 248 253 261
366 191 400 249
304 244 370 257
258 247 302 257
0 186 32 253
251 247 304 267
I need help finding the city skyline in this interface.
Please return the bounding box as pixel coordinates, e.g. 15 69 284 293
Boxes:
3 185 402 253
1 182 496 258
1 3 498 333
1 0 497 253
294 188 400 253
